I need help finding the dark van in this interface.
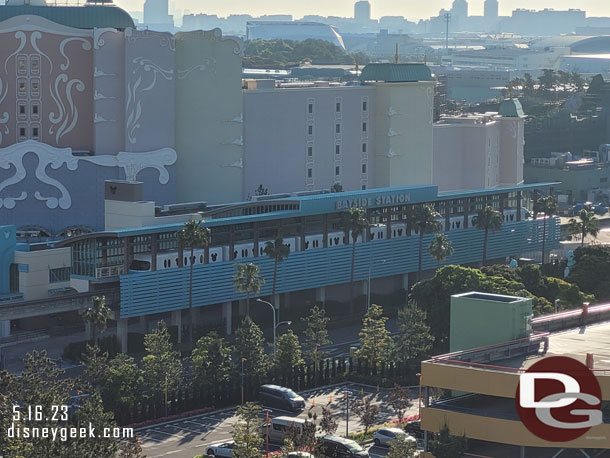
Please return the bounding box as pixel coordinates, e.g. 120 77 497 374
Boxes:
259 384 305 411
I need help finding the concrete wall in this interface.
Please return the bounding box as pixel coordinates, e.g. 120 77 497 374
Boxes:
14 247 71 301
0 225 16 296
174 30 243 205
243 85 376 197
104 199 200 230
372 81 434 188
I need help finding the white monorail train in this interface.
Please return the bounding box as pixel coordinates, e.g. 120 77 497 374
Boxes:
130 208 528 271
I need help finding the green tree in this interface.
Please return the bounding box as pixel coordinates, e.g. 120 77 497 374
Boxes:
428 422 467 458
103 353 141 412
117 436 146 458
523 72 535 97
340 207 369 315
319 406 339 435
534 195 557 265
472 205 503 265
273 329 304 380
234 317 268 382
357 304 394 373
82 295 111 344
141 321 183 404
571 71 585 91
352 396 380 437
568 245 610 300
177 218 210 349
411 204 442 281
428 233 454 269
388 385 413 422
538 69 557 94
232 403 264 458
191 332 232 394
263 237 291 306
302 305 332 386
387 434 417 458
396 303 434 371
81 344 109 390
569 209 600 248
234 262 265 316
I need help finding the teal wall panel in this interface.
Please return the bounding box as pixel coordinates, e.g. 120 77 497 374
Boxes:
119 218 559 318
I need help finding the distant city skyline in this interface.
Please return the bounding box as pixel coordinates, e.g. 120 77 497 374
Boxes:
114 0 610 21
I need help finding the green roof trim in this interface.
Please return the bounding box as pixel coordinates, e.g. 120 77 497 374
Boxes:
499 98 526 117
359 63 432 82
0 5 135 30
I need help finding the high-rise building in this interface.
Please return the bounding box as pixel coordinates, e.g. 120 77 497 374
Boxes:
484 0 499 21
354 1 371 22
451 0 468 21
143 0 172 26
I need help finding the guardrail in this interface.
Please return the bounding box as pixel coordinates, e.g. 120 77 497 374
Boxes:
0 288 119 321
532 302 610 332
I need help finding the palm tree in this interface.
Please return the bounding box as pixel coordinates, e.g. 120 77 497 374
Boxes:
83 295 110 344
177 218 210 349
233 262 265 316
428 233 454 269
569 209 600 248
340 207 369 315
411 204 442 281
473 206 503 266
263 237 290 315
534 195 557 265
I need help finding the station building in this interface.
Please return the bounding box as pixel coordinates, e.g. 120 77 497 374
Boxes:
0 181 559 351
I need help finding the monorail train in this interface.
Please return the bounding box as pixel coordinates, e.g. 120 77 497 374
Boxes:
130 208 528 272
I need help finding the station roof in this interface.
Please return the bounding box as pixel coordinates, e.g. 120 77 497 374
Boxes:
55 182 559 244
0 4 135 29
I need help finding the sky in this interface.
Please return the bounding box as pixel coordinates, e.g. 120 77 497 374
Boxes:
114 0 610 21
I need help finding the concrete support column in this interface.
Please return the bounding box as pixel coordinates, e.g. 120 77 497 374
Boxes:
0 320 10 338
222 302 232 335
362 280 368 296
316 287 326 305
402 273 409 291
283 292 291 309
191 307 200 328
171 310 182 344
85 322 93 341
138 316 148 333
238 299 246 316
117 318 128 353
520 446 525 458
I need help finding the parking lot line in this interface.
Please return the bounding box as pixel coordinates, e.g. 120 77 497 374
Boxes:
165 423 206 435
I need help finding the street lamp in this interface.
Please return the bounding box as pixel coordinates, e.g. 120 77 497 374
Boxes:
241 357 247 404
416 372 422 418
367 259 386 310
256 298 291 352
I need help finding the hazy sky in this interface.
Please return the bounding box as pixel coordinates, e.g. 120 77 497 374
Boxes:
114 0 609 21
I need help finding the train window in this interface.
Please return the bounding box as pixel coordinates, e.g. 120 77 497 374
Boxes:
175 258 179 266
130 260 150 271
211 253 218 262
200 255 204 263
184 257 188 265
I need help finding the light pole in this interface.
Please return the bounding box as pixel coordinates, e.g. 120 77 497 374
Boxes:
367 259 386 310
241 357 247 404
416 372 422 418
256 298 291 352
344 390 350 438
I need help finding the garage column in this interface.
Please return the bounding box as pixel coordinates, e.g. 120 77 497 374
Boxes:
171 310 182 344
0 320 10 338
222 302 232 336
117 318 128 353
315 287 326 306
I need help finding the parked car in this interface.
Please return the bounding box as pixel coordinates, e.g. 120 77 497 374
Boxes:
404 421 424 439
373 427 417 447
263 416 308 443
318 435 369 458
259 384 305 411
206 441 235 457
287 453 315 458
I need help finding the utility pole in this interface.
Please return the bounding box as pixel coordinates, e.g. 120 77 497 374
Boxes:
344 391 350 438
445 12 451 50
394 43 399 64
240 357 247 404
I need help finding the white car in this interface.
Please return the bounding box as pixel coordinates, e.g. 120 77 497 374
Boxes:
206 441 236 457
372 427 417 447
287 453 315 458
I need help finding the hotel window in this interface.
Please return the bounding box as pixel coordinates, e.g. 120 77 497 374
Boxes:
362 184 367 190
18 79 26 94
308 103 313 114
335 144 340 155
31 80 40 95
362 122 367 132
308 125 313 135
32 104 39 116
307 168 313 178
335 124 341 134
18 103 26 116
362 143 367 153
19 126 26 138
30 57 40 75
362 100 367 111
336 102 341 112
335 166 340 175
362 164 367 173
32 126 39 138
17 57 26 74
307 146 313 157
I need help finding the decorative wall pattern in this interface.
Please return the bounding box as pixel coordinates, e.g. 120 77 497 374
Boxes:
0 141 176 209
